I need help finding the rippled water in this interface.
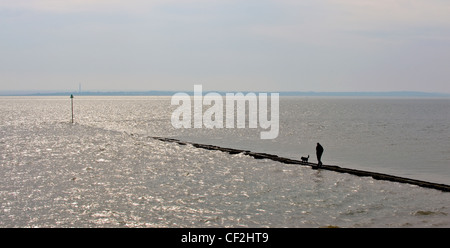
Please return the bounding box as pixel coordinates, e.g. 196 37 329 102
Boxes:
0 96 449 227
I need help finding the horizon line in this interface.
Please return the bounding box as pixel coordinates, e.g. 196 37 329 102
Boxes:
0 90 449 97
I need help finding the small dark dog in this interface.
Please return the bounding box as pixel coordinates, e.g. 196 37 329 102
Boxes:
301 155 309 162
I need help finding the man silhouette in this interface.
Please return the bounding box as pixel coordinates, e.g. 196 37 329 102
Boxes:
316 143 324 167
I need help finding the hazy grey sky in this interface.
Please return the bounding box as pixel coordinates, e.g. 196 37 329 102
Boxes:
1 0 450 93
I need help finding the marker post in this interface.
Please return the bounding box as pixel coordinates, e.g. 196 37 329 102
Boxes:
70 94 74 123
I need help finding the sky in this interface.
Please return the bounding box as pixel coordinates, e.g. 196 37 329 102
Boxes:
1 0 450 93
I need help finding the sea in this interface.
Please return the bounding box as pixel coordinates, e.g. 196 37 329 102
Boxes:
0 96 449 227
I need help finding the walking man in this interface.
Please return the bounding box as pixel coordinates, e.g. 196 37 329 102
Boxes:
316 143 324 167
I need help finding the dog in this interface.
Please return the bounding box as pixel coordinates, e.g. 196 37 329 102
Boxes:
301 155 309 162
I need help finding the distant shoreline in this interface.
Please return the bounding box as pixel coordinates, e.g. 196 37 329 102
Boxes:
1 90 449 97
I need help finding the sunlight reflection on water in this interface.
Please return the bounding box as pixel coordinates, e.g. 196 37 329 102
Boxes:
0 96 449 227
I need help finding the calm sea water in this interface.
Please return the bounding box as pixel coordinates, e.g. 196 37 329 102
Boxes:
0 96 449 227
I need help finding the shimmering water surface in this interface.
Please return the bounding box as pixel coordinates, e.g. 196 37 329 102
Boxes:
0 96 449 227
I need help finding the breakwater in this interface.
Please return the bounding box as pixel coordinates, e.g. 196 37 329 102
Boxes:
150 136 450 192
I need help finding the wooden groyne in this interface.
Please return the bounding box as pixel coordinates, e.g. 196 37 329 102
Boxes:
150 136 450 192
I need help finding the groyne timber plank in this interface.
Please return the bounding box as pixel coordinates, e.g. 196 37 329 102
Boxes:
149 136 450 192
